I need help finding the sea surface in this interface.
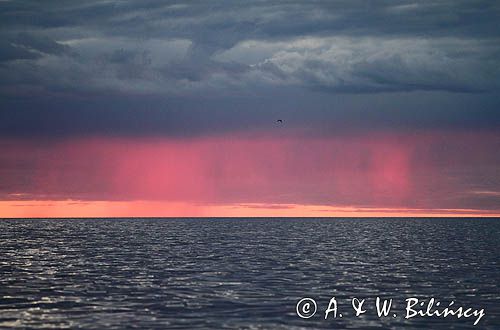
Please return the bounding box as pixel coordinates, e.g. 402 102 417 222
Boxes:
0 218 499 329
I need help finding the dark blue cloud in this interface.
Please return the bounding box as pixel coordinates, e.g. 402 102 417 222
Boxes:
0 0 499 137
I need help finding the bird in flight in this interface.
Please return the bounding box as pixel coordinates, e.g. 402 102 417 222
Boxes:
276 119 283 124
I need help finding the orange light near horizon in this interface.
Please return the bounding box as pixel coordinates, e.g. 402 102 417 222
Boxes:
1 200 499 218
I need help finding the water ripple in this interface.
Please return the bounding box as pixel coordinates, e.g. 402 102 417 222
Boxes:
0 218 499 329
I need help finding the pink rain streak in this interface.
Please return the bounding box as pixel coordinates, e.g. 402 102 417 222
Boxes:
1 131 499 214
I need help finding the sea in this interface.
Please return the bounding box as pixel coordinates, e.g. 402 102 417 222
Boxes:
0 218 499 329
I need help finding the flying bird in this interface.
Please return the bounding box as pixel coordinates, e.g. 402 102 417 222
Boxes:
276 119 283 124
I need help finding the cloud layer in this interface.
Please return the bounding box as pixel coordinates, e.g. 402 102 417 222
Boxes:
1 1 499 137
2 133 499 210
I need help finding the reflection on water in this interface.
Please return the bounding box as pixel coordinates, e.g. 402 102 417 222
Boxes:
0 218 499 329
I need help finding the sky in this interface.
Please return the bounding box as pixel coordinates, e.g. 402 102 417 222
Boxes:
1 0 499 217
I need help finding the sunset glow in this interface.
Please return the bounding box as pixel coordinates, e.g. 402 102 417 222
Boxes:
1 200 499 218
1 132 499 217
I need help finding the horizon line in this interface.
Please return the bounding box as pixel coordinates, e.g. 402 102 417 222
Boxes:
2 216 500 219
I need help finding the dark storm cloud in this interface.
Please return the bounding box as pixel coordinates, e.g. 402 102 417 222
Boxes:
0 0 500 137
0 32 68 62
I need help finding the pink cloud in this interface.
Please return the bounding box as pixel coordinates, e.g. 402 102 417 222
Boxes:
0 131 499 213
